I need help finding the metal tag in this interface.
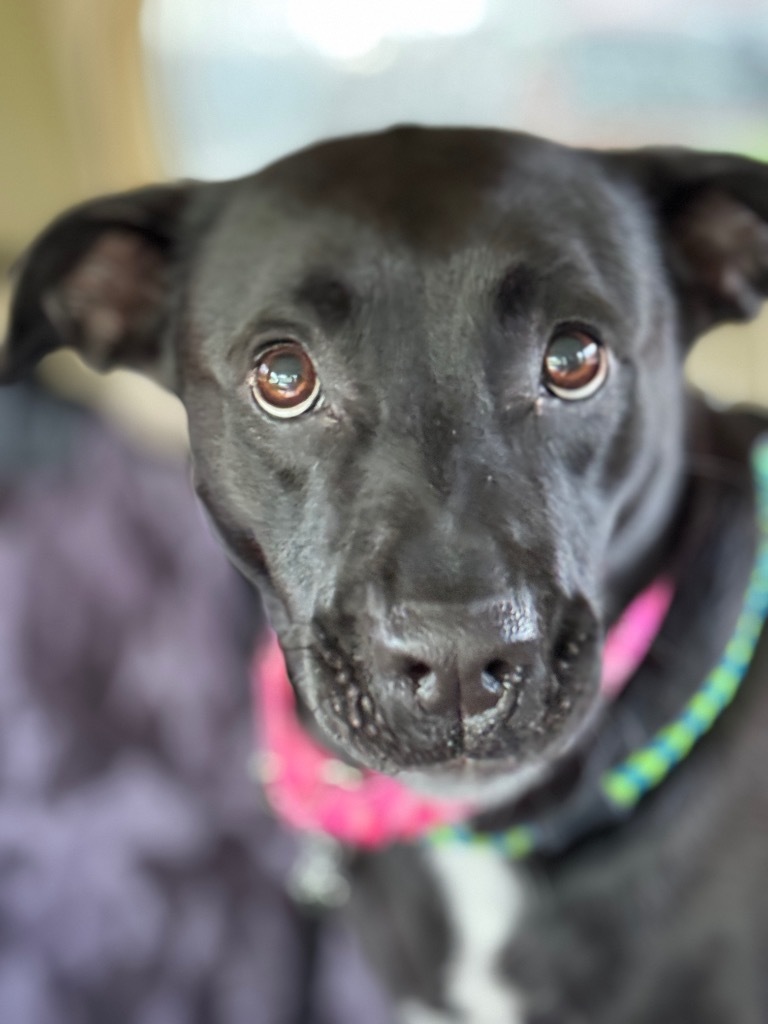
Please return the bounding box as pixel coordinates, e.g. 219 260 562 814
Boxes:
288 832 351 910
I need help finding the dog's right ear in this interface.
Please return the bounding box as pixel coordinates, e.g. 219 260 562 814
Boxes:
1 183 198 391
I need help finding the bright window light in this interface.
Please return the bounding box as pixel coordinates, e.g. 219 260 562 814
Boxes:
144 0 488 61
287 0 488 60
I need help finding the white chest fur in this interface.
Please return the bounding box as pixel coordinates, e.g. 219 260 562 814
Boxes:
401 843 528 1024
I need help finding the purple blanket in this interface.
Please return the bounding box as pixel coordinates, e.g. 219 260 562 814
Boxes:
0 384 392 1024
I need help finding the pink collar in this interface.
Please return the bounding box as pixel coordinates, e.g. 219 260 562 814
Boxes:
253 578 674 848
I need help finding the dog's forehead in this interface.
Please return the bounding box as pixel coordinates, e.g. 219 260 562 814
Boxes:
253 126 574 238
190 127 650 346
241 128 629 245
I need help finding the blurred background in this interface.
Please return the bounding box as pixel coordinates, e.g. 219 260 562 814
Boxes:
1 0 768 452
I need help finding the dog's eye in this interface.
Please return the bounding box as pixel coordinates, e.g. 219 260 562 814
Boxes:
543 331 608 400
248 341 321 418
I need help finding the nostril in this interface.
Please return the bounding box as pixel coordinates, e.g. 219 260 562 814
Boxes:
398 658 452 713
485 660 508 687
481 666 504 697
403 655 527 716
404 660 431 687
483 659 524 690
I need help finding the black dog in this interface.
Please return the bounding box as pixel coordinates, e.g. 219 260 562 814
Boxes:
4 127 768 1022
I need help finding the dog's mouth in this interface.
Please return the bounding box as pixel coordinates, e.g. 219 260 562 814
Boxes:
281 606 602 803
393 694 604 805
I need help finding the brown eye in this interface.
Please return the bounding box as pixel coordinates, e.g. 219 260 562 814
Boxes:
543 331 608 400
248 341 321 418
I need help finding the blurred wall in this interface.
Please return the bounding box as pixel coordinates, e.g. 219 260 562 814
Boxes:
0 4 79 263
0 0 157 249
0 0 187 452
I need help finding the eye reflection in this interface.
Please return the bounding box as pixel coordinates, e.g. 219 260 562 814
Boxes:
249 341 321 418
543 331 608 400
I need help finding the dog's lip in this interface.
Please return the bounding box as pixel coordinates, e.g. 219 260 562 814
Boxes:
285 630 604 798
390 691 604 806
396 757 550 805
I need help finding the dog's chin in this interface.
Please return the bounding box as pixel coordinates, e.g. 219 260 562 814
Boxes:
391 694 604 809
302 674 605 811
396 758 552 807
286 633 604 808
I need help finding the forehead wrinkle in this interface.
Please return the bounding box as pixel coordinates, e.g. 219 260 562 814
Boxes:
292 269 355 328
529 243 629 337
494 262 542 322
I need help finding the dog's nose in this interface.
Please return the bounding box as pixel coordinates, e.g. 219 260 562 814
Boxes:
371 598 538 722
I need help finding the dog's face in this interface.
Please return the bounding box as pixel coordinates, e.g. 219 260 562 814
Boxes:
5 128 768 803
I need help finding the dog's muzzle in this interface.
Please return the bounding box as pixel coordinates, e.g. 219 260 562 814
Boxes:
297 588 602 774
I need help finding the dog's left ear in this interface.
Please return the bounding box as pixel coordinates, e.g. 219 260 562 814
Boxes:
1 183 198 390
606 148 768 339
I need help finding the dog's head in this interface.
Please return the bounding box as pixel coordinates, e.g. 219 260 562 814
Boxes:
4 128 768 803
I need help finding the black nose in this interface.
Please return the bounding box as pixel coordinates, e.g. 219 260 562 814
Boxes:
371 597 538 723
